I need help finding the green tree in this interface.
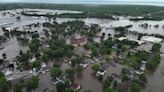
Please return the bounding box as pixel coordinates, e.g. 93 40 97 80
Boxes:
25 76 39 91
50 67 62 78
103 76 113 89
71 57 81 67
91 48 98 57
29 38 40 53
0 76 11 92
139 74 147 83
32 60 41 69
65 68 76 76
13 83 23 92
83 44 91 49
113 80 118 88
122 75 130 81
151 43 161 52
91 64 100 72
130 82 141 92
63 88 76 92
56 82 66 92
103 88 116 92
13 79 25 92
146 60 158 71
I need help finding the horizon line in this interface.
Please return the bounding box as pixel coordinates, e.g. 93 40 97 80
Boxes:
0 2 164 7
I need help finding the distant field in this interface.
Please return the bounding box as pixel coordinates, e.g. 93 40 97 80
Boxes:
0 3 164 16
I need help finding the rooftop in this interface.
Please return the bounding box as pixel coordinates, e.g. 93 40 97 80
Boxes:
141 36 163 43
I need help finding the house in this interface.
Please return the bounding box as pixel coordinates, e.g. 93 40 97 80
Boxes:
5 27 15 32
141 36 163 43
2 69 14 81
70 34 86 46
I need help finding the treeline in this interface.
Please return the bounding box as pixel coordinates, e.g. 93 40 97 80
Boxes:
22 12 115 19
0 3 164 16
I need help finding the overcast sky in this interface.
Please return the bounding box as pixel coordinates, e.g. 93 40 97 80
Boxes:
1 0 164 4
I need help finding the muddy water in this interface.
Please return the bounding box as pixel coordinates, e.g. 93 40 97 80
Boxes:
142 55 164 92
33 72 57 92
74 66 103 92
0 37 28 60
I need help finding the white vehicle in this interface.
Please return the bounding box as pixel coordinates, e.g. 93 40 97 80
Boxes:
79 63 89 68
135 71 144 75
51 79 61 85
68 61 72 65
90 60 96 64
96 70 107 76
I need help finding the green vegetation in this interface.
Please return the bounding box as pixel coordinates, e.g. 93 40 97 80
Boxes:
25 76 39 91
104 88 117 92
130 82 141 92
22 12 115 19
0 3 164 17
29 38 40 53
0 74 11 92
146 53 161 71
151 43 161 53
50 67 62 78
13 80 24 92
65 68 76 77
91 64 100 72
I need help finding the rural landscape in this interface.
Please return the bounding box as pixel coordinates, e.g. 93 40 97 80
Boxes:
0 2 164 92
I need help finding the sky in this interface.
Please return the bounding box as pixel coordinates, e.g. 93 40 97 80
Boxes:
1 0 164 5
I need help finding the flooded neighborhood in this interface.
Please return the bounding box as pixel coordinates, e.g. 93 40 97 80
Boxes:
0 3 164 92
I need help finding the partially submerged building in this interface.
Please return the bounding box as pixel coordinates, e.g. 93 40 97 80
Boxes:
69 34 86 46
141 36 163 43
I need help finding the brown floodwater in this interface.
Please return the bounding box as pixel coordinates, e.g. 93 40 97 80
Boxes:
74 65 103 92
142 55 164 92
0 37 29 60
